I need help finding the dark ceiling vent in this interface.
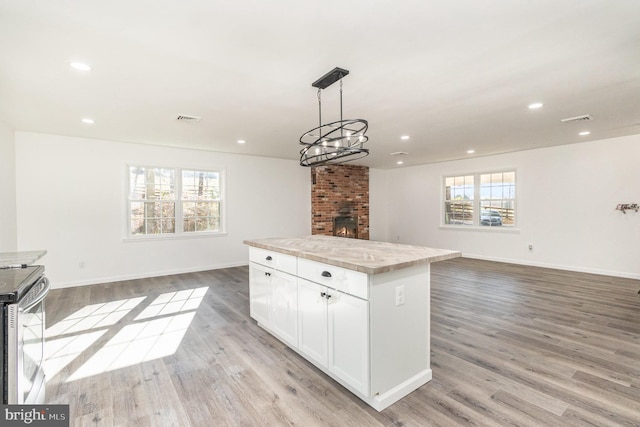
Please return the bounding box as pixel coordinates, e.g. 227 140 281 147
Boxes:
560 114 593 124
176 115 202 122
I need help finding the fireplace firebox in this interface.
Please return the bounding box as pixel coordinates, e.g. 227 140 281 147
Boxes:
333 216 358 239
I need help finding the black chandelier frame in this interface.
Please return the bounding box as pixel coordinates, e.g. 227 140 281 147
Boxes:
299 67 369 167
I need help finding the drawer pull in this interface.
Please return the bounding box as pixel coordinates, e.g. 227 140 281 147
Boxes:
266 256 273 261
265 272 271 277
321 271 332 278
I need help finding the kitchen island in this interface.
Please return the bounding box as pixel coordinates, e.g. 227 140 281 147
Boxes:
244 235 460 411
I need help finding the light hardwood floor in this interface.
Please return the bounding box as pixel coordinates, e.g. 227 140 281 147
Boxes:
45 258 640 426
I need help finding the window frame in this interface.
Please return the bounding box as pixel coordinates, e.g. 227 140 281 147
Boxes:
125 164 226 240
180 169 224 234
441 169 517 230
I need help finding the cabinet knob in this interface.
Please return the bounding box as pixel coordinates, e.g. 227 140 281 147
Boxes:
326 293 332 299
266 256 273 261
320 292 326 297
321 271 332 278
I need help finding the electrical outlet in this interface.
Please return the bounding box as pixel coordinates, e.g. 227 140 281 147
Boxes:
395 285 405 307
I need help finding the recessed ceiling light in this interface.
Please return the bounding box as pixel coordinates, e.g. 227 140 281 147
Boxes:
237 139 246 144
467 149 475 154
81 118 95 124
400 135 410 140
69 61 92 71
397 160 404 165
578 131 591 136
528 102 543 109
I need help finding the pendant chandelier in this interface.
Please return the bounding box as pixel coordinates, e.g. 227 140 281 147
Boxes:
299 67 369 167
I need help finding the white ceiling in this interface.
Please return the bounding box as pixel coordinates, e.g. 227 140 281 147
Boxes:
1 1 639 169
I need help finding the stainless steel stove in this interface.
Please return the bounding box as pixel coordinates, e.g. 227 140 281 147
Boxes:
0 264 50 404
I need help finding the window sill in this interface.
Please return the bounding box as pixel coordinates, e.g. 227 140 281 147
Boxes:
439 225 520 234
123 231 228 242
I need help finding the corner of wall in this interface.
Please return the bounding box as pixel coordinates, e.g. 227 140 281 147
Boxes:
0 122 17 251
369 168 390 242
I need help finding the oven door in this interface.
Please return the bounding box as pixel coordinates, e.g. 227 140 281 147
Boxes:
7 275 50 404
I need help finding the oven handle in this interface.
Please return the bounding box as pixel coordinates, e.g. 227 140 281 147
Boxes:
20 276 50 312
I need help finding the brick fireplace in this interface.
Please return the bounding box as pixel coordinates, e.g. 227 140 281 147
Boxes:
310 164 369 240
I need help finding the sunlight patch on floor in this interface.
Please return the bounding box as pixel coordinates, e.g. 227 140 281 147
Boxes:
46 297 147 338
66 312 196 381
45 330 108 380
58 287 208 382
44 297 147 382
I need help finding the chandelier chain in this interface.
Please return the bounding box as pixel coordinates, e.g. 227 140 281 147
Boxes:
340 77 343 122
317 88 322 139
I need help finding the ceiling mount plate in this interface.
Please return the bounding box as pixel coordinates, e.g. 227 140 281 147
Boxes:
312 67 350 89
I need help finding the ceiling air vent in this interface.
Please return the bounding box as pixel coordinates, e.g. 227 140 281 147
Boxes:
176 114 202 123
560 114 593 124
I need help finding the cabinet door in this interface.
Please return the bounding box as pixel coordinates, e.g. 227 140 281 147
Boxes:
297 278 328 367
249 263 272 326
271 270 298 347
328 290 369 395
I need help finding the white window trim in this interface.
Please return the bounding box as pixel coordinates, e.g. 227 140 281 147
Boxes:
440 169 519 231
123 163 227 241
439 224 521 233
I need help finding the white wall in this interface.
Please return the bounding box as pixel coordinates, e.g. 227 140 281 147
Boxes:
0 122 17 251
15 132 311 288
371 134 640 279
369 168 389 243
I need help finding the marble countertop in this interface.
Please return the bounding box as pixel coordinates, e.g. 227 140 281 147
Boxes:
244 236 460 274
0 250 47 268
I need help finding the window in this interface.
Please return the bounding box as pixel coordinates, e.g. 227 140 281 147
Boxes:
444 175 474 226
128 166 223 237
181 170 221 233
129 167 176 235
444 170 515 228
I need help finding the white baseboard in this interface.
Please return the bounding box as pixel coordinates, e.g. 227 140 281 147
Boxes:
367 369 432 411
461 253 640 280
51 261 249 289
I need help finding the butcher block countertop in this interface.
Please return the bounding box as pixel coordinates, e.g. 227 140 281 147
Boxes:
243 235 461 275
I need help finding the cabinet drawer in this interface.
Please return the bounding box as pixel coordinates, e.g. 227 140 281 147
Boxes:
249 247 297 275
298 258 368 300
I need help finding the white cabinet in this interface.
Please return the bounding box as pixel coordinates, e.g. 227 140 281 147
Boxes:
270 269 298 345
247 245 432 411
326 284 369 395
248 262 271 326
297 278 328 366
298 257 368 299
248 250 298 347
297 277 369 395
249 246 296 275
